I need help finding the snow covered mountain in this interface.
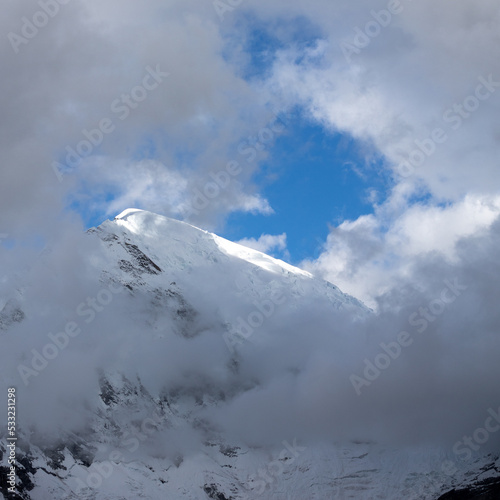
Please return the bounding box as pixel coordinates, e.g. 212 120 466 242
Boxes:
1 209 499 499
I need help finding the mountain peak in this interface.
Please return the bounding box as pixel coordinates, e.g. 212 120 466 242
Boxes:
109 208 313 280
92 208 368 315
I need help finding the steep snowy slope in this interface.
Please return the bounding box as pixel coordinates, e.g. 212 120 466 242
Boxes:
1 209 498 499
98 208 367 312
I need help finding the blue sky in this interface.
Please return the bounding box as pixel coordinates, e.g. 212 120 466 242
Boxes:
211 18 390 264
221 115 391 263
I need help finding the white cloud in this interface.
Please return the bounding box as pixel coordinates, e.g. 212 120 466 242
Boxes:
388 195 500 258
237 233 287 255
228 193 275 217
0 0 282 238
303 195 500 307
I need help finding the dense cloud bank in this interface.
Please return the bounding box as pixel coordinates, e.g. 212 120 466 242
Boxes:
0 216 499 463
